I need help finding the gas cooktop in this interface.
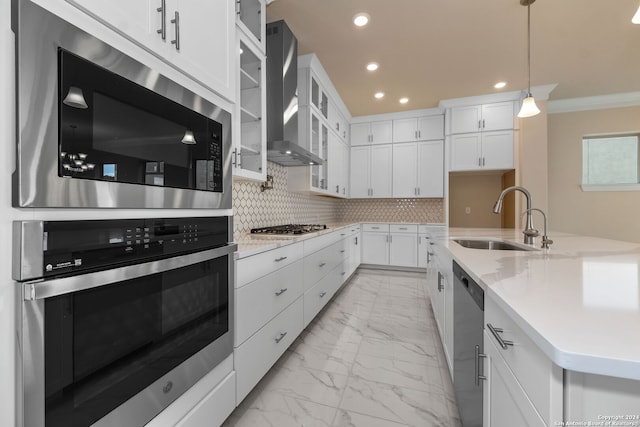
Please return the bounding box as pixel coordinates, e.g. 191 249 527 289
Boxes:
250 224 327 235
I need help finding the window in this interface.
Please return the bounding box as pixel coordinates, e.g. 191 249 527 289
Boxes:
582 134 640 190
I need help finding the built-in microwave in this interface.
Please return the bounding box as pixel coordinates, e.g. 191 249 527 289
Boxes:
13 0 232 209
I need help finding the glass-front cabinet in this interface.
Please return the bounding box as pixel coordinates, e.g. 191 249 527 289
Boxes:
235 0 265 51
233 36 266 180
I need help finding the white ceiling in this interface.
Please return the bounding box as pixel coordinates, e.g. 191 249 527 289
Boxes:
266 0 640 117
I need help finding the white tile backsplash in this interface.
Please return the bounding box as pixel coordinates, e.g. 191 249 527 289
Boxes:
232 162 446 235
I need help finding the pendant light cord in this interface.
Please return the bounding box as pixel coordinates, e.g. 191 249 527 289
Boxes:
527 1 532 95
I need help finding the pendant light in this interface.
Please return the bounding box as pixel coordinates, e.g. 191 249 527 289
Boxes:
517 0 541 118
633 4 640 24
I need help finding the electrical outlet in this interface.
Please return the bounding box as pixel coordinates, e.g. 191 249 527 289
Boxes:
465 207 471 214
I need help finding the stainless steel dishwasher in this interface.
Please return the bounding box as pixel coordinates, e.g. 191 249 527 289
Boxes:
453 260 485 427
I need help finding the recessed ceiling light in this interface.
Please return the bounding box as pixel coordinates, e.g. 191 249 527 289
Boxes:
494 81 507 89
366 62 379 71
353 13 370 27
399 97 409 104
374 92 384 99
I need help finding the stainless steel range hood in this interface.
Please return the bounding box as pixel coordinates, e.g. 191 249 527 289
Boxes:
266 20 323 167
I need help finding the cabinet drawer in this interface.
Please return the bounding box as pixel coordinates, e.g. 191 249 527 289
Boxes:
235 259 304 346
362 223 389 232
390 224 418 233
175 371 236 427
303 230 342 255
303 262 344 326
303 240 343 291
236 241 303 288
485 297 563 424
235 297 303 402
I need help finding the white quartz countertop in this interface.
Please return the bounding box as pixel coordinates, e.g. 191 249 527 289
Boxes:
437 227 640 380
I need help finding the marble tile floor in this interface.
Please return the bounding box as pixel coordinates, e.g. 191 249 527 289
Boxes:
223 268 462 427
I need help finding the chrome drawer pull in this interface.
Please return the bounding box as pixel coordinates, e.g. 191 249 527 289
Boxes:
319 291 327 298
487 323 514 349
275 288 288 296
340 250 345 253
319 262 326 267
275 332 288 343
274 256 287 262
475 345 487 386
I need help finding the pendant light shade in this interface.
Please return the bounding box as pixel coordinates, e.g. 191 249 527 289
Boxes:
62 86 88 109
518 0 540 118
633 4 640 24
181 129 197 145
518 94 541 117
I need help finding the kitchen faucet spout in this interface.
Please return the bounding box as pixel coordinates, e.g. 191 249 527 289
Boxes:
493 186 539 244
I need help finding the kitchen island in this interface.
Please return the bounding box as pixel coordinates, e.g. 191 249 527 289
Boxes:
429 227 640 425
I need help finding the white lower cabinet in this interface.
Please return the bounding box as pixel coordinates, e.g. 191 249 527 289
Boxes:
483 297 563 426
233 225 361 408
361 224 419 268
235 297 303 402
483 332 546 427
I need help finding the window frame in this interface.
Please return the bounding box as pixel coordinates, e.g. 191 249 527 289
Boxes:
581 132 640 192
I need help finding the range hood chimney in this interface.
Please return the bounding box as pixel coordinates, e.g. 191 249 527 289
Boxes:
266 20 323 167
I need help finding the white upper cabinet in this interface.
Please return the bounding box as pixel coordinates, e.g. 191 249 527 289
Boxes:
66 0 236 101
350 121 393 146
393 141 444 198
450 101 515 134
350 144 392 198
450 131 514 171
233 36 266 180
393 115 444 143
235 0 265 51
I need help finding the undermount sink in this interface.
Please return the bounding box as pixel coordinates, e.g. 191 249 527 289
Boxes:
453 238 537 251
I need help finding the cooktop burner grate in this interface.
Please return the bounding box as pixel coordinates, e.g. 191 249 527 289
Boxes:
250 224 327 235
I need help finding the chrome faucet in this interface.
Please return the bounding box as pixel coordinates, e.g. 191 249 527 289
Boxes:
522 208 553 249
493 186 539 245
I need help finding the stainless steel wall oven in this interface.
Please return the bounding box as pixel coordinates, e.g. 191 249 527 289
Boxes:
13 0 232 209
14 217 236 427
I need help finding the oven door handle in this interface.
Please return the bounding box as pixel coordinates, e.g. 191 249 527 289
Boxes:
23 243 237 301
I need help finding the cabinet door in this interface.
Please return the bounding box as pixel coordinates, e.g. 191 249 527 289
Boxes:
339 141 349 197
350 123 371 146
417 235 428 268
451 105 482 134
328 133 342 196
361 232 389 265
350 146 371 198
392 118 418 143
66 0 167 52
170 0 235 101
236 0 264 49
450 133 482 171
483 332 547 427
371 120 393 144
481 131 514 170
389 233 418 267
392 143 418 197
481 102 515 132
418 115 445 140
370 144 393 197
417 140 444 197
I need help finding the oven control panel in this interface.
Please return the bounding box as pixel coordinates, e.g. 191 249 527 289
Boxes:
15 217 230 280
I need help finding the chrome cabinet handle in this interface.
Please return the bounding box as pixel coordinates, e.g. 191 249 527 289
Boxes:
319 291 327 298
417 187 421 195
340 233 346 236
487 323 514 349
418 130 421 139
478 120 482 129
171 11 180 51
236 0 241 15
157 0 166 40
336 185 339 193
399 227 408 230
475 345 487 386
341 272 346 276
275 288 288 296
437 271 444 291
275 332 287 343
340 250 345 253
482 157 486 167
274 256 287 262
482 119 486 128
319 262 326 267
478 157 482 167
232 148 238 167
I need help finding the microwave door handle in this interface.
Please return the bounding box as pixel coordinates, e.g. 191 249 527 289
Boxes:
23 243 237 301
